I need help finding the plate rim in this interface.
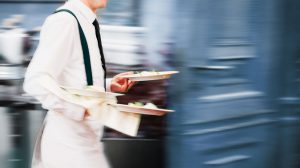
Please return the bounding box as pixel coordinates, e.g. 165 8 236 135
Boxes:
109 103 174 113
122 71 179 78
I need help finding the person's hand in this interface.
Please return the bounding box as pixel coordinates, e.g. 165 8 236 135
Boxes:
83 109 90 119
110 71 138 93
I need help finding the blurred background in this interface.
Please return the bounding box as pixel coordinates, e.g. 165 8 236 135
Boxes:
0 0 300 168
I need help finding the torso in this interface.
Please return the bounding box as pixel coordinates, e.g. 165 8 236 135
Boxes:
50 1 105 90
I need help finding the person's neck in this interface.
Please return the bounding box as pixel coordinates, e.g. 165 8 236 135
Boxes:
80 0 97 13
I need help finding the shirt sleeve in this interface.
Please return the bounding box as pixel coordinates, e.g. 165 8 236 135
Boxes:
106 78 112 92
23 12 85 121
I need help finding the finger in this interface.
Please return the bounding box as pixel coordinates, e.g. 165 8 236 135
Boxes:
84 109 90 116
113 78 128 91
113 76 121 82
115 77 127 85
126 81 138 92
112 82 122 89
127 80 136 90
121 79 128 91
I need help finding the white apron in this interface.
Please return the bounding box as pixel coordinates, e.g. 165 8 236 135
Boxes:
31 111 111 168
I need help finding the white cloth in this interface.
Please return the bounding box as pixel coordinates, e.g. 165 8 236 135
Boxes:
36 75 141 137
23 0 112 167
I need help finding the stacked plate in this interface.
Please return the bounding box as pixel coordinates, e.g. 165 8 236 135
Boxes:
122 71 179 81
60 70 178 116
60 86 123 98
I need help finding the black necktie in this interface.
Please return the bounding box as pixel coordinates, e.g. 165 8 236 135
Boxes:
92 19 107 91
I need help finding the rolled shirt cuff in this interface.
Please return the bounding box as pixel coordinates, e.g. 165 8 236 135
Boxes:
106 78 112 92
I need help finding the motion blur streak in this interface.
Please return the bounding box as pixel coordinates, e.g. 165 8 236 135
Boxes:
0 0 300 168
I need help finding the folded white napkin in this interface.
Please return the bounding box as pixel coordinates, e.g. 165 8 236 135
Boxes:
38 75 141 136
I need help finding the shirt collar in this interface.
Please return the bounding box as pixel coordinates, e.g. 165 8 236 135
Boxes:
70 0 97 24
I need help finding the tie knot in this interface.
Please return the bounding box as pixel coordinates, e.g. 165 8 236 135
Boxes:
93 19 99 26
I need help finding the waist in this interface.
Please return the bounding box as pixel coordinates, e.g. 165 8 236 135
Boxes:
46 111 104 131
46 110 100 121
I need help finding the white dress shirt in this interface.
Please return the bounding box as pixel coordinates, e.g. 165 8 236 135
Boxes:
23 0 112 121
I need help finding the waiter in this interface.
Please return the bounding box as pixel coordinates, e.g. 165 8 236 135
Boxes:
23 0 136 167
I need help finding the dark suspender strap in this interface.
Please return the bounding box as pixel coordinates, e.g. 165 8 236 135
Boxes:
53 9 93 85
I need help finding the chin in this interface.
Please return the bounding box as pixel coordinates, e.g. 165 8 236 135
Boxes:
97 0 107 9
99 3 107 8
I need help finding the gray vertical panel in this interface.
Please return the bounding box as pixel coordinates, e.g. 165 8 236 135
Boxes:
0 107 11 168
167 0 277 168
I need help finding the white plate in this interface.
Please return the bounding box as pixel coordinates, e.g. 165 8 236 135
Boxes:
122 71 179 81
109 103 174 116
60 86 124 98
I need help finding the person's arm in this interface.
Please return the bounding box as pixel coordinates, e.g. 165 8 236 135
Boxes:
23 12 86 121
